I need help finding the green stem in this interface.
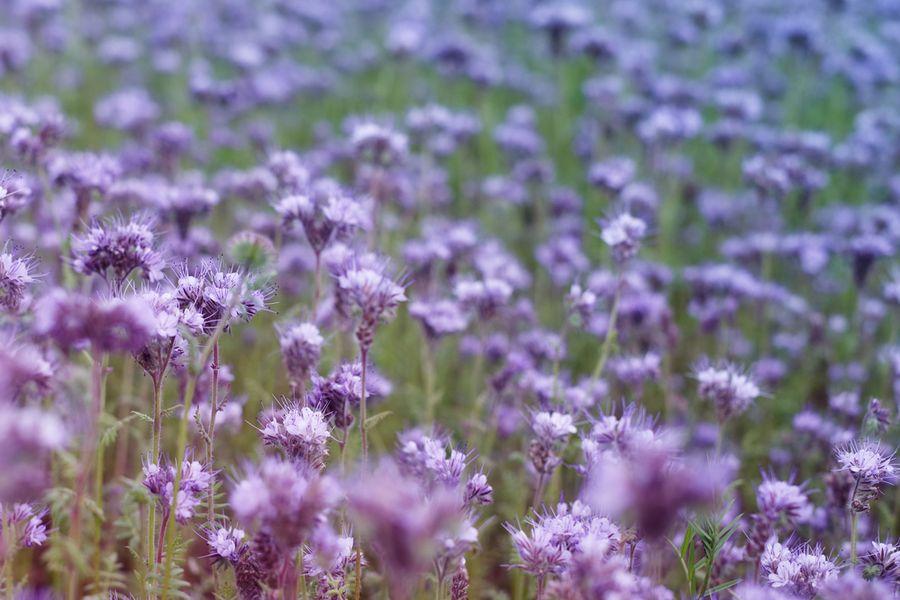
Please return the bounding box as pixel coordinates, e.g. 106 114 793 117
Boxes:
92 353 110 591
359 347 369 464
590 282 622 385
422 338 438 422
160 324 227 599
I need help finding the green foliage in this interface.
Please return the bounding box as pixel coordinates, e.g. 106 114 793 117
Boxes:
671 510 743 598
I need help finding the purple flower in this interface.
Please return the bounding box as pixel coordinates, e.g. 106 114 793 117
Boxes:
71 214 165 288
206 526 247 564
230 457 337 550
335 256 407 351
599 213 646 263
761 539 837 599
276 321 324 387
347 459 465 600
756 474 812 525
695 362 761 422
0 243 37 313
33 289 157 353
835 440 897 512
260 403 332 470
0 170 31 222
142 456 214 524
409 298 469 339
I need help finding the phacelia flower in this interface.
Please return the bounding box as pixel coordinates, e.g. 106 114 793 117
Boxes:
600 213 646 263
277 321 324 390
835 440 897 512
696 363 761 422
261 404 332 470
0 243 37 313
70 214 165 289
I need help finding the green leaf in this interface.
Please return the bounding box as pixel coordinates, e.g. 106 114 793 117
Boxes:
131 411 154 423
364 411 393 430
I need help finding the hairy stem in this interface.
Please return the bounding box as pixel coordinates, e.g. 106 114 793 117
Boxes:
359 348 369 464
161 321 228 599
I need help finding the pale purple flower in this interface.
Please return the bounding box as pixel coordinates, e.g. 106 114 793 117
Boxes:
70 214 165 288
835 440 897 512
696 363 761 422
277 321 324 386
600 213 646 263
260 404 331 470
0 243 37 313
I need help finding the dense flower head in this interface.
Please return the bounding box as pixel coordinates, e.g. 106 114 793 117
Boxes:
0 243 37 313
349 120 408 167
206 525 247 564
173 259 273 334
409 298 469 339
0 404 66 502
834 440 897 512
276 321 324 385
142 456 214 524
761 538 838 599
0 170 30 222
583 445 723 539
756 473 812 525
695 362 761 422
275 182 367 254
33 289 157 353
70 213 164 287
347 459 466 599
260 403 331 469
230 456 337 550
600 213 646 263
334 255 407 350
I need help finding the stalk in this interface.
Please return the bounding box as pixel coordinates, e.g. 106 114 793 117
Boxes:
422 338 438 422
148 339 176 574
359 348 369 464
590 281 622 386
206 341 220 525
849 475 860 564
92 353 110 590
160 320 228 599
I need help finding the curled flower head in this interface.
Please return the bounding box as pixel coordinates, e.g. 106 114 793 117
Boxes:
335 256 407 351
0 243 38 313
34 289 157 353
835 439 897 512
206 526 247 564
695 362 761 422
71 213 165 289
276 321 324 386
0 170 31 222
756 473 812 525
230 457 338 550
260 403 332 470
142 456 214 524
